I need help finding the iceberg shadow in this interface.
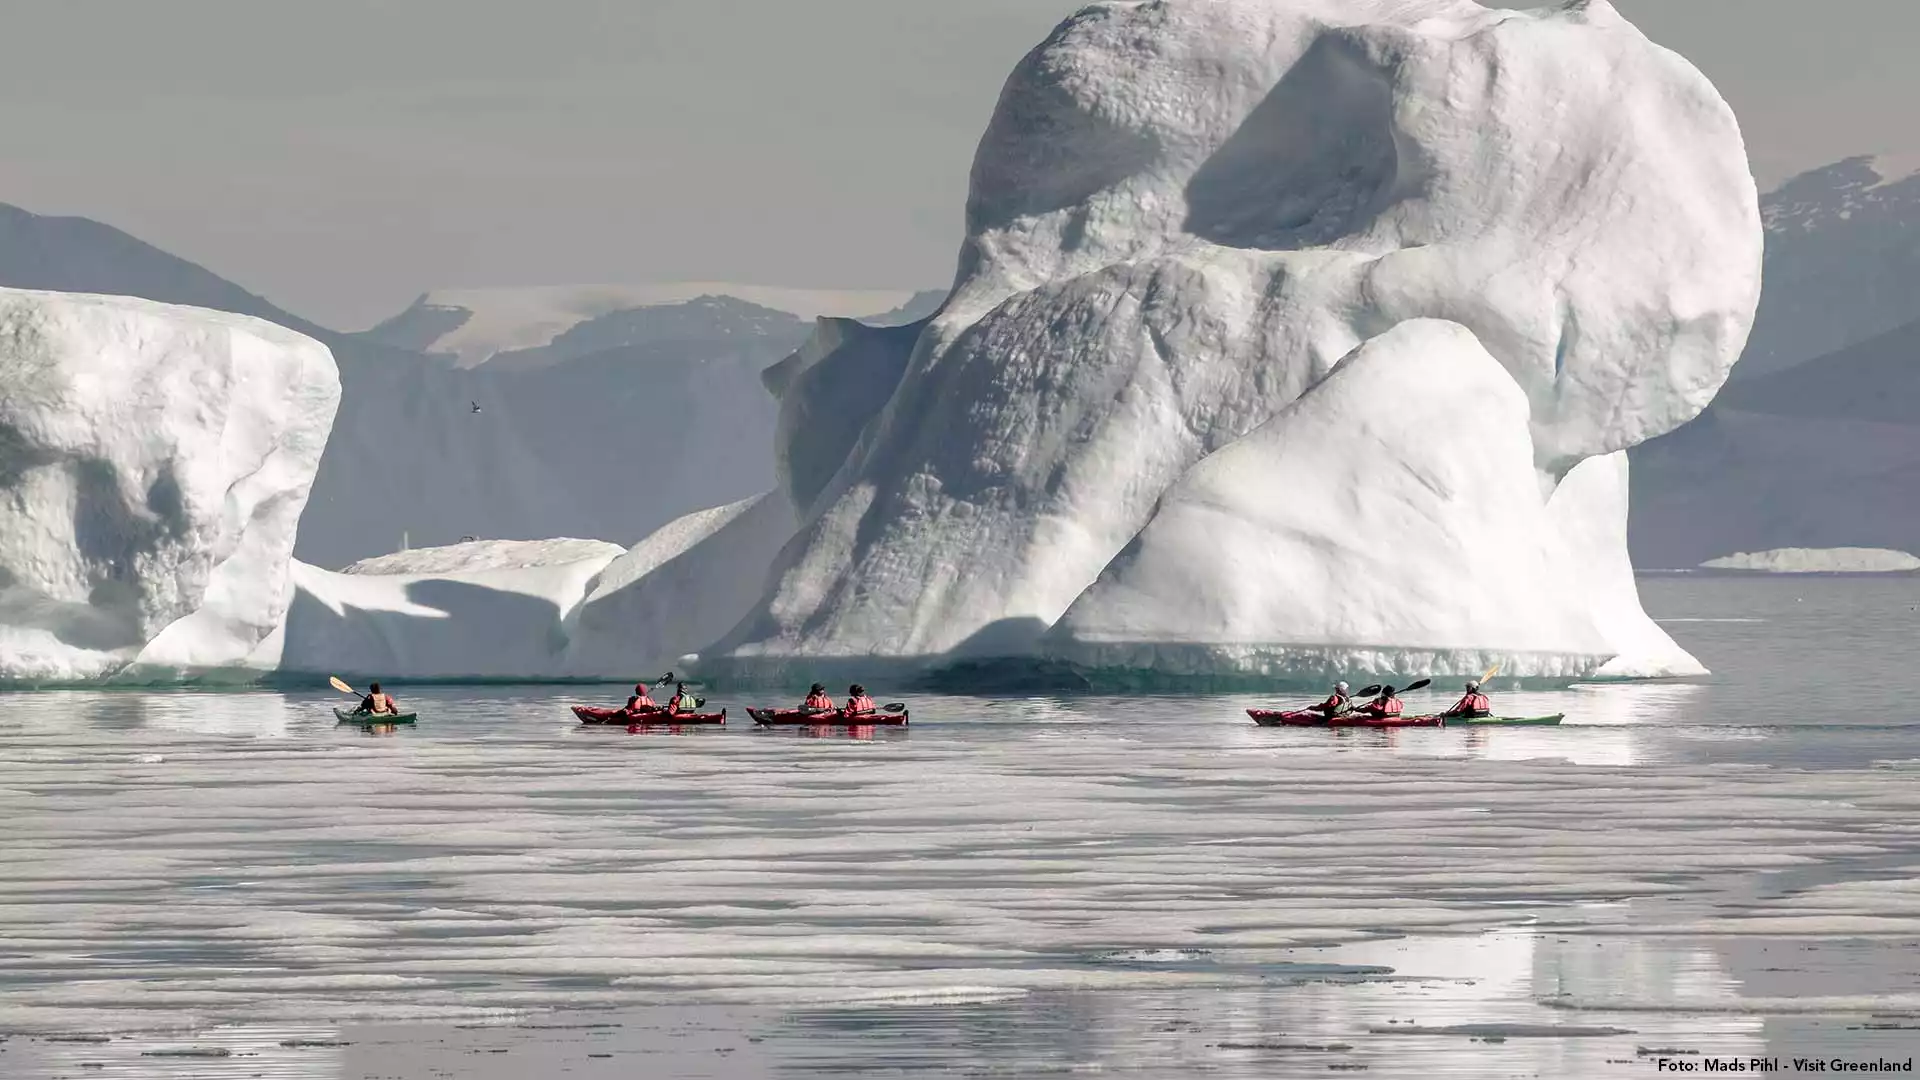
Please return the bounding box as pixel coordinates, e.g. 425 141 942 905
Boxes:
276 577 569 681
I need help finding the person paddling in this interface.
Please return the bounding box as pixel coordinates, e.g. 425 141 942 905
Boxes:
357 682 398 716
1309 681 1352 718
802 683 835 712
625 682 661 715
843 684 877 717
1441 680 1492 719
1356 685 1403 719
668 681 699 714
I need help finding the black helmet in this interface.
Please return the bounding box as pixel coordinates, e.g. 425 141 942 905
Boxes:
850 684 865 695
810 683 825 693
1381 685 1396 696
676 682 687 691
369 681 382 693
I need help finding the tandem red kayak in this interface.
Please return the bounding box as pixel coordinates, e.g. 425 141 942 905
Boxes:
747 707 909 727
1247 710 1443 728
572 705 727 726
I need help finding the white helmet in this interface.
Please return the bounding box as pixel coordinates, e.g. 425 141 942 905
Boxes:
1466 681 1480 691
1335 681 1350 694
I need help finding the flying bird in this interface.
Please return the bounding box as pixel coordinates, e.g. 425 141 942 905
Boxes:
470 401 482 414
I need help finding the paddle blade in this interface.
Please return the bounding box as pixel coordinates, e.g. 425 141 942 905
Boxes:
328 676 356 695
1355 684 1383 698
881 702 907 713
1402 678 1432 693
1480 663 1502 685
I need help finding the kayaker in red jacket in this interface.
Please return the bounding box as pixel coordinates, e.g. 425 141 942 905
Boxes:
1309 681 1352 717
1442 681 1492 719
625 683 660 715
843 684 877 717
802 683 835 711
1356 686 1403 719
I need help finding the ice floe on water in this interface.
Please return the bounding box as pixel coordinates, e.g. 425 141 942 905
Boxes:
4 688 1920 1045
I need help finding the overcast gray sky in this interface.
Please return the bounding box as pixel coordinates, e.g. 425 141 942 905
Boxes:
0 0 1913 330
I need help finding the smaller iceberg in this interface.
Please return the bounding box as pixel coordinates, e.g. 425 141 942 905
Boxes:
1700 548 1920 574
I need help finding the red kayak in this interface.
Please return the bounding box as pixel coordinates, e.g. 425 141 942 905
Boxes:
1248 709 1443 728
573 705 727 726
747 707 908 727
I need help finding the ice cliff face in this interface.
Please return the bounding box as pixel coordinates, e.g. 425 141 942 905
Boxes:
0 289 338 682
709 0 1760 681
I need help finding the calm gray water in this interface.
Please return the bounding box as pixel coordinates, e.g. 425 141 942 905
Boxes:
3 575 1919 1077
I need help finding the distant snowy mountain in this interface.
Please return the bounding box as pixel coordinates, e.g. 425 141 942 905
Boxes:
0 202 322 335
0 200 937 567
1738 153 1920 377
1630 313 1920 567
360 283 941 367
1627 154 1920 565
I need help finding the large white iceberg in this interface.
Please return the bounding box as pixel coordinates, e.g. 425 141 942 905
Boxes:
0 288 339 682
706 0 1760 682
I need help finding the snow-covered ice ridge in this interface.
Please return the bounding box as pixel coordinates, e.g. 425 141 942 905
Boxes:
1701 547 1920 574
0 288 338 683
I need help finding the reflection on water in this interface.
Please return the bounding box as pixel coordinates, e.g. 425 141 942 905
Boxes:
3 577 1920 1077
1 689 300 738
8 929 1784 1079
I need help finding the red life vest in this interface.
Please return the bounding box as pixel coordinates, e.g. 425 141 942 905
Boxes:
1364 696 1403 717
804 693 835 710
629 692 657 712
846 695 877 715
1456 692 1491 714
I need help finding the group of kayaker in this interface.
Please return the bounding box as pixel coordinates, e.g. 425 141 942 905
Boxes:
803 683 877 716
606 678 879 719
1307 679 1492 720
620 679 702 716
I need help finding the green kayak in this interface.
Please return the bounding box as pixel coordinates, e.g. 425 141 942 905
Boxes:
334 708 417 725
1450 714 1564 727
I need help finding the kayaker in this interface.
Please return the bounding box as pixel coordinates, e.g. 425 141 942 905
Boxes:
1356 685 1403 719
802 683 835 712
668 682 699 714
358 682 398 716
625 683 661 715
1309 681 1352 717
843 684 877 717
1442 681 1492 719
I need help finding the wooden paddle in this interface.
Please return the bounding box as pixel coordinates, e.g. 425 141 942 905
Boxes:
1479 663 1501 685
329 676 357 696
